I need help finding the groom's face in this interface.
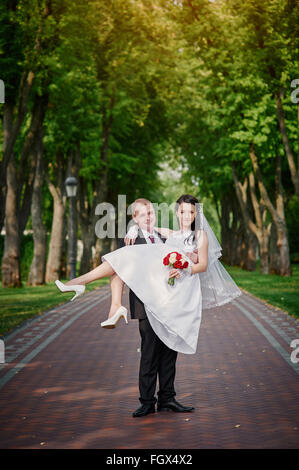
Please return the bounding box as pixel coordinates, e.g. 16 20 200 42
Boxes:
133 203 156 232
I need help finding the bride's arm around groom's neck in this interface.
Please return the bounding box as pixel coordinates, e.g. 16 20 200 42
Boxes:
153 226 174 239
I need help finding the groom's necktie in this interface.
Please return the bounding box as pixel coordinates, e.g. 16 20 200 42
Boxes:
149 235 155 243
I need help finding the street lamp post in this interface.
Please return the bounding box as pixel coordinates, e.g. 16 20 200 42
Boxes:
65 176 78 280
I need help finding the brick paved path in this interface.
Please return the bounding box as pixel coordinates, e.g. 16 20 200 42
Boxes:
0 285 298 449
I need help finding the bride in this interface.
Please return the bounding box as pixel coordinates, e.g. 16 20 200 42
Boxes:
55 194 242 354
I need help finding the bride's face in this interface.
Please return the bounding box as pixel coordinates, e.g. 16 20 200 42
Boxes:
176 202 196 230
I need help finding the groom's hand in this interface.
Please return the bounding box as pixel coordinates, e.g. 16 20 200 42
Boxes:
124 236 137 246
124 224 138 245
185 251 198 263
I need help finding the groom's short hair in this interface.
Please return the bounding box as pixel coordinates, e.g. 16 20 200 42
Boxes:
132 198 153 217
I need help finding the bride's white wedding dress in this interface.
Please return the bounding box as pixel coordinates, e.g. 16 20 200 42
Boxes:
102 228 242 354
102 230 201 354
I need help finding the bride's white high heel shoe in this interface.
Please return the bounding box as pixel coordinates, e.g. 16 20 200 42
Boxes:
55 280 85 301
101 306 128 329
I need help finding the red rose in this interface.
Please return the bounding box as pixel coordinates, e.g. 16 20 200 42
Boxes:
176 253 182 260
183 261 188 268
163 256 169 266
174 260 182 269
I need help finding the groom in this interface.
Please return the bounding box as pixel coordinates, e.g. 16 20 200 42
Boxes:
119 198 194 417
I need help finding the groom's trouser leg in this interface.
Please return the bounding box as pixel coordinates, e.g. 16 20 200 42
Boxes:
138 318 177 406
138 318 160 405
157 341 177 404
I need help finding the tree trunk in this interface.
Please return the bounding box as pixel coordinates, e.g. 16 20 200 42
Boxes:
276 223 292 277
1 157 22 287
18 155 36 237
269 223 280 274
231 195 247 267
92 236 115 269
249 142 291 276
234 223 245 267
218 193 232 263
231 165 266 272
239 223 258 272
248 172 271 274
259 235 269 274
1 91 49 287
18 93 48 238
213 186 259 271
27 126 47 285
79 225 95 275
93 238 104 269
0 102 14 232
219 192 236 265
218 189 256 269
45 166 66 282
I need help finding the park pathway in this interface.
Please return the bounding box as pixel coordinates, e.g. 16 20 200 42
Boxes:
0 284 298 449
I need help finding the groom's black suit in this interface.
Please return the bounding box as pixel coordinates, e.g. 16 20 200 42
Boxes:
119 228 178 406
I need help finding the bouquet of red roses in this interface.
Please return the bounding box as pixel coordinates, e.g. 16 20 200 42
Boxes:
163 251 189 286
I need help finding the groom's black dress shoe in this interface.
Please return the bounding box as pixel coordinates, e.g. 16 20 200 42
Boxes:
132 404 156 417
157 398 194 412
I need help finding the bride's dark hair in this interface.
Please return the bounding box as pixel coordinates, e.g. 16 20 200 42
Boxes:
175 194 201 246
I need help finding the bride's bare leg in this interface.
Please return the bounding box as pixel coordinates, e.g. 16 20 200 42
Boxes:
64 262 126 321
108 274 124 318
65 261 115 286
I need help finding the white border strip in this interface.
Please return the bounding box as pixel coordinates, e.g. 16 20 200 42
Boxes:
237 296 297 345
232 300 299 375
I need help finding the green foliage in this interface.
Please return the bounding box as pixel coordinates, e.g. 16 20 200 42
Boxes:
1 0 298 294
163 0 298 214
0 277 109 335
225 263 299 318
0 0 24 102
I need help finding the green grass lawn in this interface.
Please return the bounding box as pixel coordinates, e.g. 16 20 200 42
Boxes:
224 263 299 320
1 264 298 337
0 278 110 336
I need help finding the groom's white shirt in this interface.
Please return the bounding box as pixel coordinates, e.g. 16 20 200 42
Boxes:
140 228 163 244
